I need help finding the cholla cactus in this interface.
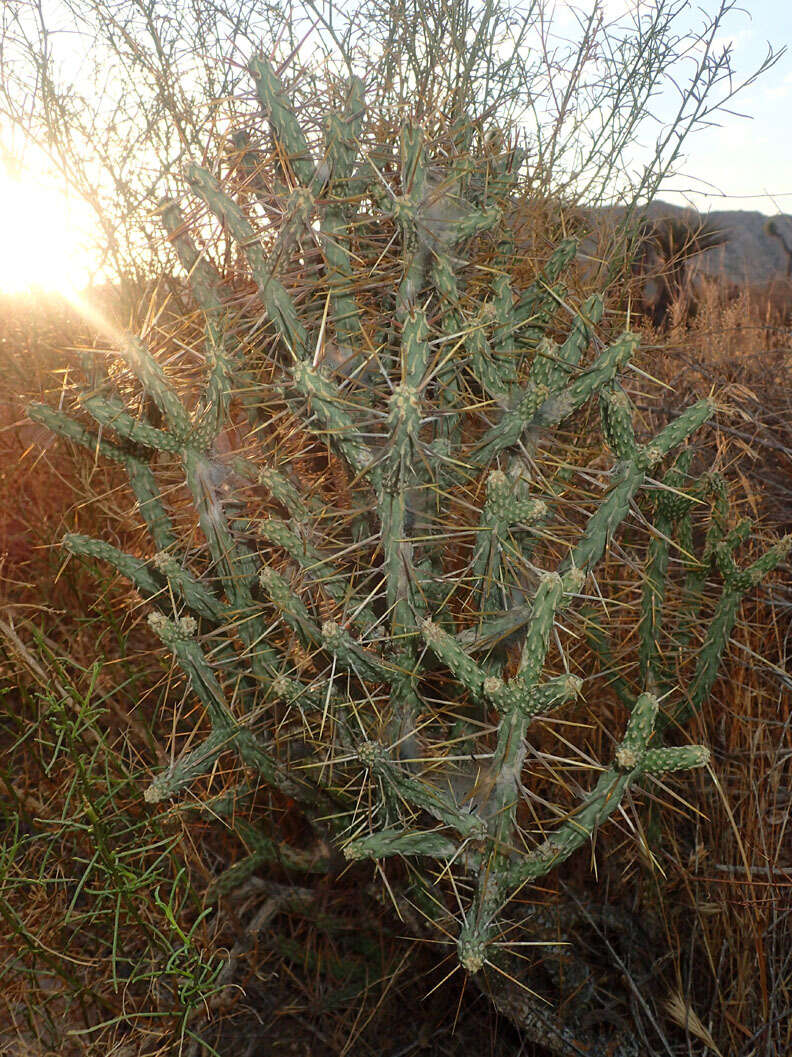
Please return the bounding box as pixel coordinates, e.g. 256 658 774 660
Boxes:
30 56 789 1031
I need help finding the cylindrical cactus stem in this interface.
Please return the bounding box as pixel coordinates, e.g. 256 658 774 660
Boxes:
257 516 378 633
380 312 428 611
158 197 223 313
465 325 514 401
457 920 495 975
613 692 659 770
526 673 584 716
670 472 733 660
420 618 489 699
556 292 605 364
144 726 235 803
147 613 234 729
488 185 521 372
482 469 547 527
511 238 578 331
664 532 791 731
401 306 430 389
150 551 227 623
320 620 392 685
517 571 565 685
125 460 178 552
185 162 308 359
27 403 177 550
78 391 182 453
343 828 459 863
159 197 260 432
530 293 605 392
258 564 324 650
507 767 633 889
738 532 792 587
537 331 638 429
564 462 645 575
247 54 316 188
390 124 429 317
228 130 288 218
256 465 318 521
323 76 365 184
182 448 257 605
182 448 282 685
639 399 715 467
290 359 374 478
505 732 711 895
599 383 637 459
317 77 367 371
267 671 329 713
640 745 710 774
120 336 192 440
355 741 485 838
473 468 547 614
62 533 164 601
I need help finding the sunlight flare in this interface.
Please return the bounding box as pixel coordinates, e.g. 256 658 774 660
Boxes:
0 169 95 294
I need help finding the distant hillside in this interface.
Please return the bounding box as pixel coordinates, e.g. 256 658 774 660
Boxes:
613 200 792 285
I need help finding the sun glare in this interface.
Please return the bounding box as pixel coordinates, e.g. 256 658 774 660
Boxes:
0 171 95 295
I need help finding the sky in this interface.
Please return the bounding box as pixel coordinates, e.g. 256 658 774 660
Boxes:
657 0 792 214
0 0 789 294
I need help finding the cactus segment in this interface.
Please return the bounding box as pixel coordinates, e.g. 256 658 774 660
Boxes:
248 54 316 188
531 293 605 393
119 336 192 439
640 399 715 466
257 465 317 520
512 238 578 328
185 162 308 358
258 564 323 649
63 533 165 600
599 383 637 459
321 621 392 685
150 551 227 623
78 391 183 453
640 745 710 774
421 618 488 698
159 197 223 313
290 360 373 476
318 78 367 368
27 403 176 549
356 743 485 838
159 197 261 432
144 726 235 803
344 828 459 862
667 533 791 730
258 516 378 631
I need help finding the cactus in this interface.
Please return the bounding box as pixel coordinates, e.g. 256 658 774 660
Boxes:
33 56 790 1050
